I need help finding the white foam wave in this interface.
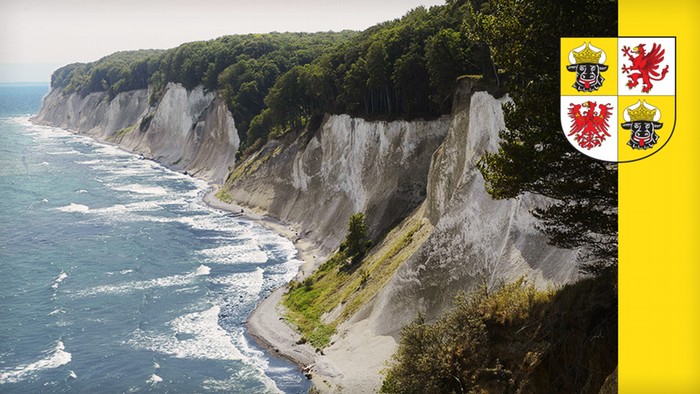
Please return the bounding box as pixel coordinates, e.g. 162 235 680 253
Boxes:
199 244 268 265
148 374 163 384
45 149 83 156
0 341 72 384
92 144 133 157
194 264 211 276
235 332 284 393
55 203 89 213
78 266 210 296
128 305 244 361
51 272 68 289
48 308 65 316
210 268 264 296
75 159 102 165
76 189 88 194
77 202 163 224
110 184 169 196
69 370 77 379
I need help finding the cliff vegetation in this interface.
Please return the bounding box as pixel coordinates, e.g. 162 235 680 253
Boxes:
381 273 617 393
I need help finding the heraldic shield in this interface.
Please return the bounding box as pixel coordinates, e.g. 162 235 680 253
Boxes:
560 37 676 162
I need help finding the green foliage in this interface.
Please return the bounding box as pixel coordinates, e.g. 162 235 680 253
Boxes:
283 253 346 348
283 215 427 350
51 32 356 149
340 213 369 263
425 28 473 111
50 3 490 152
215 189 234 204
51 50 164 99
468 0 618 272
382 273 618 393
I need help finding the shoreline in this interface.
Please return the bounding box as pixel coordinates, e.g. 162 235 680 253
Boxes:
30 117 335 391
203 187 338 390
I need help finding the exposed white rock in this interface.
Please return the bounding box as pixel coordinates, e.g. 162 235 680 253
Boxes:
33 83 238 183
228 114 450 254
368 84 579 336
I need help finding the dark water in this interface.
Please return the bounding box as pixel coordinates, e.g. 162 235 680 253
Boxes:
0 84 309 393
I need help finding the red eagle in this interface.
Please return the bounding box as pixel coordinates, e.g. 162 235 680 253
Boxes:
567 101 613 150
621 43 670 93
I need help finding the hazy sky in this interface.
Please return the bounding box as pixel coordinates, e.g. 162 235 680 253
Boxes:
0 0 444 82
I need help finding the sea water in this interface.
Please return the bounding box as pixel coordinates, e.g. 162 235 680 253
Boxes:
0 84 309 393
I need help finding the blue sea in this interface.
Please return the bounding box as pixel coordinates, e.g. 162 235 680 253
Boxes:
0 83 309 393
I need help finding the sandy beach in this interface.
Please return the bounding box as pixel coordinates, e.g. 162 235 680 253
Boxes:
204 186 396 393
203 187 343 390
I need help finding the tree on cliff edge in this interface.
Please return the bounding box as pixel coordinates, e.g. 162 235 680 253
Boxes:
467 0 618 273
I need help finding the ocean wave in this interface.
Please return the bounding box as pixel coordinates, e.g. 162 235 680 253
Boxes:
54 203 90 213
91 144 133 157
48 308 65 316
148 374 163 384
109 184 169 196
74 159 102 165
0 341 72 384
127 305 244 361
45 149 83 156
209 268 264 296
199 244 269 265
77 265 210 296
51 272 68 289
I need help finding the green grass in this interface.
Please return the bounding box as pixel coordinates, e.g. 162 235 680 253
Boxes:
112 124 136 140
282 209 431 349
215 188 234 204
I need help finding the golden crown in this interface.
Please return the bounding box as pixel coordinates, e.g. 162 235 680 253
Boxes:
627 101 658 122
572 43 603 64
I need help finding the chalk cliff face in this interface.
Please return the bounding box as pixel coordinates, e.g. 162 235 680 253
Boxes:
227 79 579 391
33 83 238 183
227 114 451 254
366 82 579 335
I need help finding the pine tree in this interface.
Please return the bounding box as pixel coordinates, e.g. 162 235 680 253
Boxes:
468 0 618 273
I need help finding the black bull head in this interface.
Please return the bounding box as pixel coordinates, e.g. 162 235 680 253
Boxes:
621 121 662 149
567 63 608 92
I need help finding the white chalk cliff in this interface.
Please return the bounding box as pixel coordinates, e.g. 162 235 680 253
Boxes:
34 83 238 183
34 78 579 392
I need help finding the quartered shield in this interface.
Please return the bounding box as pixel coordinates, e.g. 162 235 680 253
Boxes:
560 37 676 162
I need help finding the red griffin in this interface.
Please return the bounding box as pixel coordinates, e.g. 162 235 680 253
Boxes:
567 101 613 149
621 43 670 93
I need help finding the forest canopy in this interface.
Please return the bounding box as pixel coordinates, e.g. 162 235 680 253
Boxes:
50 4 487 151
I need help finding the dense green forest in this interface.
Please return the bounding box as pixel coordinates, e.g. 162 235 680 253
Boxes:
51 3 490 152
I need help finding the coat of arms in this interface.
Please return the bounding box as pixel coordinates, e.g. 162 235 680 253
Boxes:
560 37 675 162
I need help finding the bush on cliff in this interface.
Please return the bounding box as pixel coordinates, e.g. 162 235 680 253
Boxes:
381 273 618 393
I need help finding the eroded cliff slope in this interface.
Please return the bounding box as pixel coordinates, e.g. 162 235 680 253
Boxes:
225 114 450 255
33 83 238 183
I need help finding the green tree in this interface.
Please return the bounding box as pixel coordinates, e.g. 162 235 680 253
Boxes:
425 28 473 111
340 213 369 263
469 0 618 273
365 41 391 114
